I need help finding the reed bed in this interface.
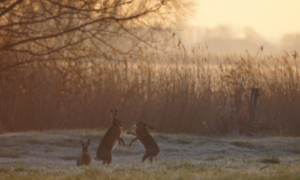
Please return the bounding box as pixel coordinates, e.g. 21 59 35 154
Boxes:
0 41 299 136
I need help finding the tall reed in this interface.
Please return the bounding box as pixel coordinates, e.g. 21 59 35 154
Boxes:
0 42 299 136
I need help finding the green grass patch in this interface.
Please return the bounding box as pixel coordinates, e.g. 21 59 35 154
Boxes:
259 155 280 164
204 155 220 161
215 148 227 154
26 138 41 145
113 146 139 155
230 140 256 149
60 153 78 161
48 138 80 147
287 145 300 154
177 134 193 144
165 147 180 152
154 133 170 141
0 148 21 158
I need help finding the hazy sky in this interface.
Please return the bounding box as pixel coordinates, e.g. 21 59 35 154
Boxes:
188 0 300 43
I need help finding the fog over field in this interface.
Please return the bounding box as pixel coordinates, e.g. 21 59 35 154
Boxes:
183 0 300 56
180 25 300 56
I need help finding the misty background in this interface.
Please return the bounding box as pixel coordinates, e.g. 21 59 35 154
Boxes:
180 25 300 55
180 0 300 55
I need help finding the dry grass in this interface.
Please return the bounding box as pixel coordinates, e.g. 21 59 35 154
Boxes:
0 162 300 180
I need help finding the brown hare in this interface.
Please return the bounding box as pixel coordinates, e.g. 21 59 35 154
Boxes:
127 121 160 163
77 139 92 166
96 110 125 165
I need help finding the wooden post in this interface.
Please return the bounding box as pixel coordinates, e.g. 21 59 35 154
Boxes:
147 65 151 101
250 88 259 121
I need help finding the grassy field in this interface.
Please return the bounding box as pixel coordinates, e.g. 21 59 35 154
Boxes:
0 129 300 179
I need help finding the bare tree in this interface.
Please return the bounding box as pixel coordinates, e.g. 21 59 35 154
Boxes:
0 0 192 74
0 0 193 132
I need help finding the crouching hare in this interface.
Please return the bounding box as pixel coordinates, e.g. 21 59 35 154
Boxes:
96 110 125 165
77 139 92 166
127 121 160 163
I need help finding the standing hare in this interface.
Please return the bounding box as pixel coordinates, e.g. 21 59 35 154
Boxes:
127 121 160 163
77 139 92 166
96 110 125 164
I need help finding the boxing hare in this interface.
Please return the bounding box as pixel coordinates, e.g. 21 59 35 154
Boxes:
96 110 125 164
127 121 160 163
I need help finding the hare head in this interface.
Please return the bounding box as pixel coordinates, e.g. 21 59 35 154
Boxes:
111 109 122 127
135 121 154 129
80 139 91 155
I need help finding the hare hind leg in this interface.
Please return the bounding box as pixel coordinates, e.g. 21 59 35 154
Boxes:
101 152 112 165
103 158 112 165
142 152 156 163
149 156 154 163
77 158 81 166
105 154 112 165
142 150 159 163
149 153 159 163
142 154 156 163
142 154 149 163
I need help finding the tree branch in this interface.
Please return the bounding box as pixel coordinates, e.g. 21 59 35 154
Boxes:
0 0 24 18
1 4 163 51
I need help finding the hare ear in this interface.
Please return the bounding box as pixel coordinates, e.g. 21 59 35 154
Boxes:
110 110 114 118
80 140 84 147
111 109 117 118
86 139 91 146
134 121 141 128
147 124 154 129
